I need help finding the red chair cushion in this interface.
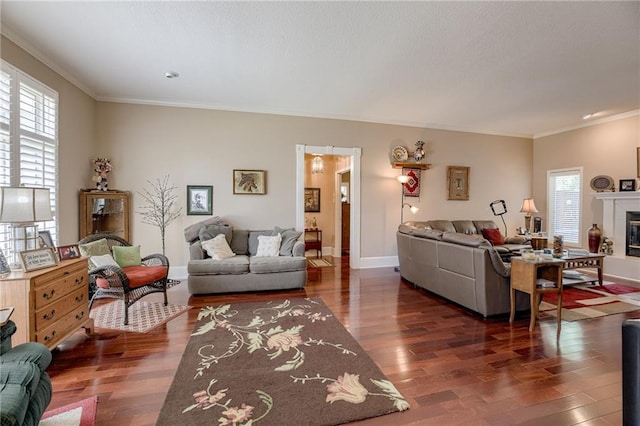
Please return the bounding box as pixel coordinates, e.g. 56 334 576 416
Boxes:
95 266 168 289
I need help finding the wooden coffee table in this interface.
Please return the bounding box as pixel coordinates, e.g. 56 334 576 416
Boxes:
561 253 605 286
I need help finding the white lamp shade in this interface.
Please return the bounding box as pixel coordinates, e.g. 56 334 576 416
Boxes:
519 198 539 214
397 175 410 184
0 187 53 223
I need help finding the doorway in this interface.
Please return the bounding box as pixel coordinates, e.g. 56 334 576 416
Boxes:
295 145 361 269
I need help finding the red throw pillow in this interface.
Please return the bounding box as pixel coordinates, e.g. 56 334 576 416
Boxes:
481 228 505 246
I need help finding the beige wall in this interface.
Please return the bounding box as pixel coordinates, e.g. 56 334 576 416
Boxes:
2 36 534 268
533 114 640 248
1 35 96 245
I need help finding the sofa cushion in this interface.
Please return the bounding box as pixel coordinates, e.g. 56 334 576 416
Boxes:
255 234 282 257
89 253 119 269
427 220 456 233
442 232 485 247
199 224 232 245
249 256 307 274
184 216 224 243
413 228 444 240
230 229 250 255
188 256 250 275
481 228 505 246
452 220 477 234
122 266 168 288
248 231 272 256
473 220 499 232
202 234 236 260
272 227 303 256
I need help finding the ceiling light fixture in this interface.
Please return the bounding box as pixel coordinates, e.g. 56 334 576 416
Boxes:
311 156 324 174
165 71 179 79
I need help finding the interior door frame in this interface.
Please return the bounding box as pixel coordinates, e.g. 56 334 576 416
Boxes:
296 145 361 269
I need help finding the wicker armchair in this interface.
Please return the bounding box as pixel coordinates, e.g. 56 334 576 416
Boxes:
78 233 169 325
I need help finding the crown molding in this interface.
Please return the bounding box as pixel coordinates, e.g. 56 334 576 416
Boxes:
534 109 640 139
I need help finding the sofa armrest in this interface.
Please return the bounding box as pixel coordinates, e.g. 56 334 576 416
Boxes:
292 240 305 257
504 235 528 245
189 241 205 260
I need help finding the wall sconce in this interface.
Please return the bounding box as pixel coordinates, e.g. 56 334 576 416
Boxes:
311 156 324 174
0 187 53 269
520 198 538 233
397 175 419 223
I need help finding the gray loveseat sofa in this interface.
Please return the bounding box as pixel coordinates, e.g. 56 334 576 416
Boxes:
397 221 530 317
185 219 307 295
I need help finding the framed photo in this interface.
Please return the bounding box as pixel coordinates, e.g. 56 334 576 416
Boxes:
447 166 470 200
401 167 421 197
620 179 636 192
0 248 10 277
305 187 321 212
57 244 81 260
19 247 59 272
38 230 54 248
233 169 266 195
187 185 213 215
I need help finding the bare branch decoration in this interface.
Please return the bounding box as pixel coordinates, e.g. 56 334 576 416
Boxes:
137 174 183 256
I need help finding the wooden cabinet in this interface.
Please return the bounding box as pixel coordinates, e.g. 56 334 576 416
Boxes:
305 228 322 258
0 258 94 349
80 190 130 240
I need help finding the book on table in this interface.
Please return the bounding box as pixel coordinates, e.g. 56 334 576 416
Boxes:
536 278 557 288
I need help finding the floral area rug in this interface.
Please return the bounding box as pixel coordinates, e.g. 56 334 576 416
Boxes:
540 282 640 321
156 298 409 425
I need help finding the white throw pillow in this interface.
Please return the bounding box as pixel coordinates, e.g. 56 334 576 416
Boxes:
255 234 282 257
201 233 236 260
89 253 119 269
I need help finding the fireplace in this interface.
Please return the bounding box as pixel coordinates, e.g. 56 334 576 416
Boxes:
628 212 640 257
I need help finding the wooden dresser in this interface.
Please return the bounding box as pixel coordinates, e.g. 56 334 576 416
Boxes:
0 257 94 349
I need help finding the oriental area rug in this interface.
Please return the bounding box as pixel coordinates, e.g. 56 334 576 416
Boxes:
540 282 640 321
39 396 98 426
156 298 409 425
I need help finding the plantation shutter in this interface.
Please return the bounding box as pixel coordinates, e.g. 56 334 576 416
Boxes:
547 168 582 246
0 69 13 253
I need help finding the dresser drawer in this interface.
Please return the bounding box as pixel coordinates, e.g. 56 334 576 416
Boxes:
32 259 87 287
36 303 89 347
34 268 87 310
35 287 87 330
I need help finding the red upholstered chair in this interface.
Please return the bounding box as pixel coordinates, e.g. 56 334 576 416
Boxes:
78 233 169 325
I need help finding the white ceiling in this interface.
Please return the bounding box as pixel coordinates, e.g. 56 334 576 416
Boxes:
1 1 639 138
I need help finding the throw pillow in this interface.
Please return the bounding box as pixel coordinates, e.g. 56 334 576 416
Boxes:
78 238 110 257
89 253 119 269
199 224 232 245
201 234 236 260
255 234 282 257
272 226 302 256
112 245 142 268
481 228 505 246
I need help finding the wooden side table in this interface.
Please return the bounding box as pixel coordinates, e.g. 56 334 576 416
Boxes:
510 257 564 333
305 228 322 258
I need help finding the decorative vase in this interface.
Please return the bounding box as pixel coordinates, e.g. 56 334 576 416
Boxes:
552 235 564 258
588 224 602 253
413 141 425 162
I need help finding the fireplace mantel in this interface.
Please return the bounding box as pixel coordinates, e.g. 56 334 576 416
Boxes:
593 191 640 282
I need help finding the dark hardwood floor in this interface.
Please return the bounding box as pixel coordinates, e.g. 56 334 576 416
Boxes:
47 257 637 425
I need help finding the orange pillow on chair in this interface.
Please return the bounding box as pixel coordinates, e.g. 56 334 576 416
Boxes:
95 266 168 289
481 228 505 246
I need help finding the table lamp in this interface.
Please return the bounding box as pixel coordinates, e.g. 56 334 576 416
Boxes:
520 198 538 233
0 187 53 269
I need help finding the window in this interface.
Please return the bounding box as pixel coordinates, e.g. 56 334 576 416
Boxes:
0 61 58 260
547 167 582 246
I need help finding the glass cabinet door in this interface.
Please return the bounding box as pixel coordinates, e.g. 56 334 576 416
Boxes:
79 190 130 240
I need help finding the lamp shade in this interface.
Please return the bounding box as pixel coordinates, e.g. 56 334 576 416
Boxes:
397 175 410 184
0 187 53 223
519 198 539 214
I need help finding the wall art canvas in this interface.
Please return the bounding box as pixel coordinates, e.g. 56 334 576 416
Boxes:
233 170 266 195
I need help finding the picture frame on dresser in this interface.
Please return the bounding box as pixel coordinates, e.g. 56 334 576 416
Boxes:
38 230 54 248
620 179 636 192
57 244 81 260
19 247 58 272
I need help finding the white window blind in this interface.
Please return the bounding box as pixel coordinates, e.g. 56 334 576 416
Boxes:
547 168 582 246
0 62 58 258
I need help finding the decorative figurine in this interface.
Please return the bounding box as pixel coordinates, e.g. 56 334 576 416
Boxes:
413 141 425 162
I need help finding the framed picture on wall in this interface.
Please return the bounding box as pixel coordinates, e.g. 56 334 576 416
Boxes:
447 166 470 200
187 185 213 215
233 170 266 195
304 187 321 212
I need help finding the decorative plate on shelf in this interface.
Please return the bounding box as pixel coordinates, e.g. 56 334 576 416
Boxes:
590 175 614 192
391 146 409 162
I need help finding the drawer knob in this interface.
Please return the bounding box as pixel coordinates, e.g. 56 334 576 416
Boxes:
43 309 55 320
76 311 85 320
43 290 55 299
63 271 70 276
75 276 84 285
75 294 84 303
43 330 57 341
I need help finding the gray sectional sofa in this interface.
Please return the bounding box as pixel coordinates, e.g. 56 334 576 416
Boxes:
397 220 530 317
185 219 307 295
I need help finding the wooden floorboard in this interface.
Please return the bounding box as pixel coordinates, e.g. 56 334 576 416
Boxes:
45 257 638 425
